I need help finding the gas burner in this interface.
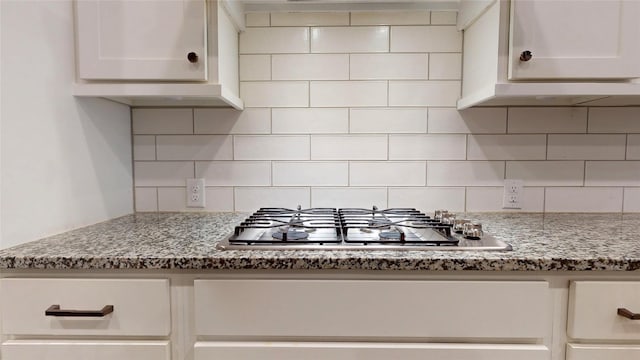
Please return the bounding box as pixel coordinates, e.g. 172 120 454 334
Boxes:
272 229 309 241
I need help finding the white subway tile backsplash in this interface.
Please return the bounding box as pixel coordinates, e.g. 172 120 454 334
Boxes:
508 108 587 133
428 108 507 134
158 187 234 212
311 187 387 208
310 26 389 53
389 81 460 107
350 54 428 80
235 135 310 160
240 27 309 54
311 135 387 160
246 13 270 27
467 135 546 160
350 11 430 25
134 162 194 187
241 81 309 108
235 187 311 211
430 11 457 25
272 108 348 134
196 161 271 186
350 161 426 186
156 135 232 160
390 26 462 52
273 161 348 186
350 108 427 134
134 187 158 211
388 187 465 213
628 135 640 159
133 136 156 161
240 55 271 81
132 108 192 134
588 107 640 133
545 187 623 212
194 108 271 135
547 134 626 160
427 161 505 186
271 12 349 26
466 187 544 212
623 188 640 212
310 81 387 107
505 161 584 186
272 54 349 80
585 161 640 186
429 53 462 80
389 134 466 160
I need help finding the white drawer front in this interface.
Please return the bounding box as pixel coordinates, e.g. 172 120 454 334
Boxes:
0 278 170 336
567 344 640 360
195 341 550 360
2 340 170 360
194 280 549 339
568 281 640 340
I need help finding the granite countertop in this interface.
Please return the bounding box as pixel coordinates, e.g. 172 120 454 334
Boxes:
1 212 640 271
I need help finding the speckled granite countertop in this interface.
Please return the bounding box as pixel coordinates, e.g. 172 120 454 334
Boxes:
1 212 640 271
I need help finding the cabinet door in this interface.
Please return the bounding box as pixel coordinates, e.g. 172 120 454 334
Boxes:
76 0 207 81
2 340 170 360
509 0 640 79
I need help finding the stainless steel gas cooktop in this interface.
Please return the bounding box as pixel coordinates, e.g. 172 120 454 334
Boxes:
217 206 512 251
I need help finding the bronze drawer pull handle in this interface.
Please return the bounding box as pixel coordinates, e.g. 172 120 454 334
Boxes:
617 308 640 320
45 304 114 317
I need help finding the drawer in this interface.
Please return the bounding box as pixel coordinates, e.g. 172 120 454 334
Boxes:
568 281 640 340
0 278 170 336
195 341 550 360
567 344 640 360
2 340 170 360
194 280 549 339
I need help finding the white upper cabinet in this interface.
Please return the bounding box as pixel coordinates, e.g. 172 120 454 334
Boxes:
509 0 640 80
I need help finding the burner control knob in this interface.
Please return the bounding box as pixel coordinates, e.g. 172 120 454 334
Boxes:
434 209 448 220
463 222 483 240
440 212 456 225
452 219 470 233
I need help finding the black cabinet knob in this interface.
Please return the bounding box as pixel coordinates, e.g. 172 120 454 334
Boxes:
519 50 533 62
187 52 199 63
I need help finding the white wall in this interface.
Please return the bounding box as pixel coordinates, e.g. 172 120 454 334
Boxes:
0 0 133 249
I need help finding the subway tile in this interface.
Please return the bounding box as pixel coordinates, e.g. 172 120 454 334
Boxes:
194 108 271 134
272 54 349 80
273 161 348 186
505 161 584 186
132 108 192 134
467 135 546 160
158 187 234 212
588 107 640 133
196 161 271 186
350 161 426 186
311 187 387 208
240 27 309 54
389 134 466 160
350 108 427 134
428 108 507 134
431 11 457 25
390 26 462 52
508 108 587 133
310 81 387 107
311 135 387 160
156 135 232 160
389 81 460 107
133 135 156 160
427 161 505 186
429 53 462 80
350 11 430 25
239 55 271 81
545 187 623 212
466 187 544 212
134 187 158 212
271 12 349 26
241 81 309 108
234 135 310 160
350 54 428 80
311 26 389 53
245 13 270 27
272 108 349 134
234 187 311 211
388 187 465 213
547 134 626 160
623 188 640 212
134 161 194 187
628 134 640 159
585 161 640 186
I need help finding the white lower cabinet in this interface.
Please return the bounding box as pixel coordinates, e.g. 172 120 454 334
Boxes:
567 344 640 360
2 340 171 360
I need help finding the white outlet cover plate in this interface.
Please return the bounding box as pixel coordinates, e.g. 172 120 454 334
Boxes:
502 179 523 209
186 178 206 208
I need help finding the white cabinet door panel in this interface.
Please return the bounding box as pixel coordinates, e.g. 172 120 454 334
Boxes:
567 344 640 360
2 340 170 360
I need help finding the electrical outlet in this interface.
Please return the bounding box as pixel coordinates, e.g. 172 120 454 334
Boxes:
186 178 205 208
502 179 523 209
